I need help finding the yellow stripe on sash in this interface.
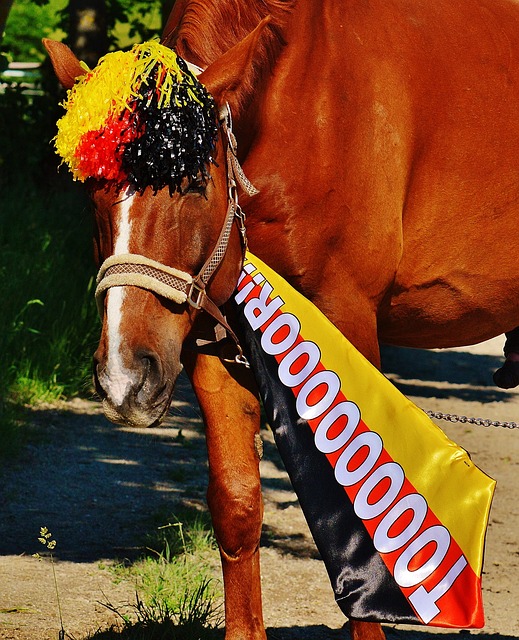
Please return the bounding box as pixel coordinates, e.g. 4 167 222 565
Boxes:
243 251 495 578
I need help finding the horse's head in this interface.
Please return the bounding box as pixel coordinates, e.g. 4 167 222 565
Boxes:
44 22 268 427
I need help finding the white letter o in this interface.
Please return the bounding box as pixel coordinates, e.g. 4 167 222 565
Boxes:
374 493 428 554
334 432 383 487
354 462 405 520
295 370 340 420
314 401 361 454
278 340 321 388
261 313 300 356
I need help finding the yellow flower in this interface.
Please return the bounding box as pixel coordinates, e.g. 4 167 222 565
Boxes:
37 527 57 549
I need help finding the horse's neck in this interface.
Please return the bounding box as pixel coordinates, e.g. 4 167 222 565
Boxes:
167 0 317 279
167 0 299 166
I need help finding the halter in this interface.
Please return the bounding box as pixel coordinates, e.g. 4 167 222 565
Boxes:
95 103 258 365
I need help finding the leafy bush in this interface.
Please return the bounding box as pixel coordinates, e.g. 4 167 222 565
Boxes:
0 79 63 190
2 0 164 65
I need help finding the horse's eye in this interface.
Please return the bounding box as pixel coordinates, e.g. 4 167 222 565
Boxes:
182 175 207 196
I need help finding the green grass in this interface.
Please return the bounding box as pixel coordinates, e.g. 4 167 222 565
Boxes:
0 0 168 461
0 71 100 418
93 511 223 640
0 180 98 399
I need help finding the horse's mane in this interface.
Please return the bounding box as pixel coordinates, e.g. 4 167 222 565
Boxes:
162 0 295 70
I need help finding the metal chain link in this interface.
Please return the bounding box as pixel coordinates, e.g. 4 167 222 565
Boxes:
425 410 519 429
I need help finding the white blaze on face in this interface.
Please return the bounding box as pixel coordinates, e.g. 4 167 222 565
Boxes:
105 192 136 406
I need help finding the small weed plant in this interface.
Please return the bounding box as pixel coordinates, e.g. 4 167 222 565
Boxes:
33 526 66 640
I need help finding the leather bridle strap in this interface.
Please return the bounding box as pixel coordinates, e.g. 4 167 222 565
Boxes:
95 253 193 314
94 103 257 365
94 202 245 361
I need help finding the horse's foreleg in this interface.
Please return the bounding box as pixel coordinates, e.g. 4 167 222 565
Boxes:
350 621 386 640
182 350 265 640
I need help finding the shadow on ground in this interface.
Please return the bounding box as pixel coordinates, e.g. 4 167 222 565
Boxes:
80 622 519 640
380 345 511 403
268 626 519 640
0 374 210 562
1 345 514 563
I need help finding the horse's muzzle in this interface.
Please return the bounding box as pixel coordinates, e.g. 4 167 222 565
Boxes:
93 349 179 428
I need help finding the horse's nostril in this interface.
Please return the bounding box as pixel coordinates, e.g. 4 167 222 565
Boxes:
135 350 164 396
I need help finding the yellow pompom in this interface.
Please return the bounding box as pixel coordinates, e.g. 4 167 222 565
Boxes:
55 41 201 177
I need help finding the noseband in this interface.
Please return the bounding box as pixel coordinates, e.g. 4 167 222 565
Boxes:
95 104 258 364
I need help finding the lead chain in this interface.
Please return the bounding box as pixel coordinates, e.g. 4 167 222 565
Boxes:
425 410 519 430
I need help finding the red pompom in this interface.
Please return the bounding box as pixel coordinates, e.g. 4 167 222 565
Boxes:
75 110 142 182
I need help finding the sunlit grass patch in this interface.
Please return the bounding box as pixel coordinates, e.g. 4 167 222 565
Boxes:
97 510 222 640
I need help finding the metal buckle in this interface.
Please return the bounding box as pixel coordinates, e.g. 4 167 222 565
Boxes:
187 281 205 309
235 352 250 368
228 177 238 205
235 203 248 248
220 345 251 368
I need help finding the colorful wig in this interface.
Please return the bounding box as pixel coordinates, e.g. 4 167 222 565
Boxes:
55 41 218 194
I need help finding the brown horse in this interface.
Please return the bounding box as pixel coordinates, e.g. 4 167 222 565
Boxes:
44 0 519 638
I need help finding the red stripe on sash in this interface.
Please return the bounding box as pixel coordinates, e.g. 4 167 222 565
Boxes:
237 271 484 628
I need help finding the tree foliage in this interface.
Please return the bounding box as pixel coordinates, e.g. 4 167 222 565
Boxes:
1 0 66 61
2 0 168 63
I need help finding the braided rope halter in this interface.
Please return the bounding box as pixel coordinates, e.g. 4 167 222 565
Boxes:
95 103 257 365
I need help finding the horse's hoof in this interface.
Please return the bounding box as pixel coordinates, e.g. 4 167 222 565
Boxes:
493 359 519 388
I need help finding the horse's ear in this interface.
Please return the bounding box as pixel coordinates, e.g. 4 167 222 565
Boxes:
42 38 86 89
199 16 272 113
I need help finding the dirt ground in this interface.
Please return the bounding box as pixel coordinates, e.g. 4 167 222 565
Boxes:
0 336 518 640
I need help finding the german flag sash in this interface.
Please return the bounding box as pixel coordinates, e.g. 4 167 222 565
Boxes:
232 251 495 628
